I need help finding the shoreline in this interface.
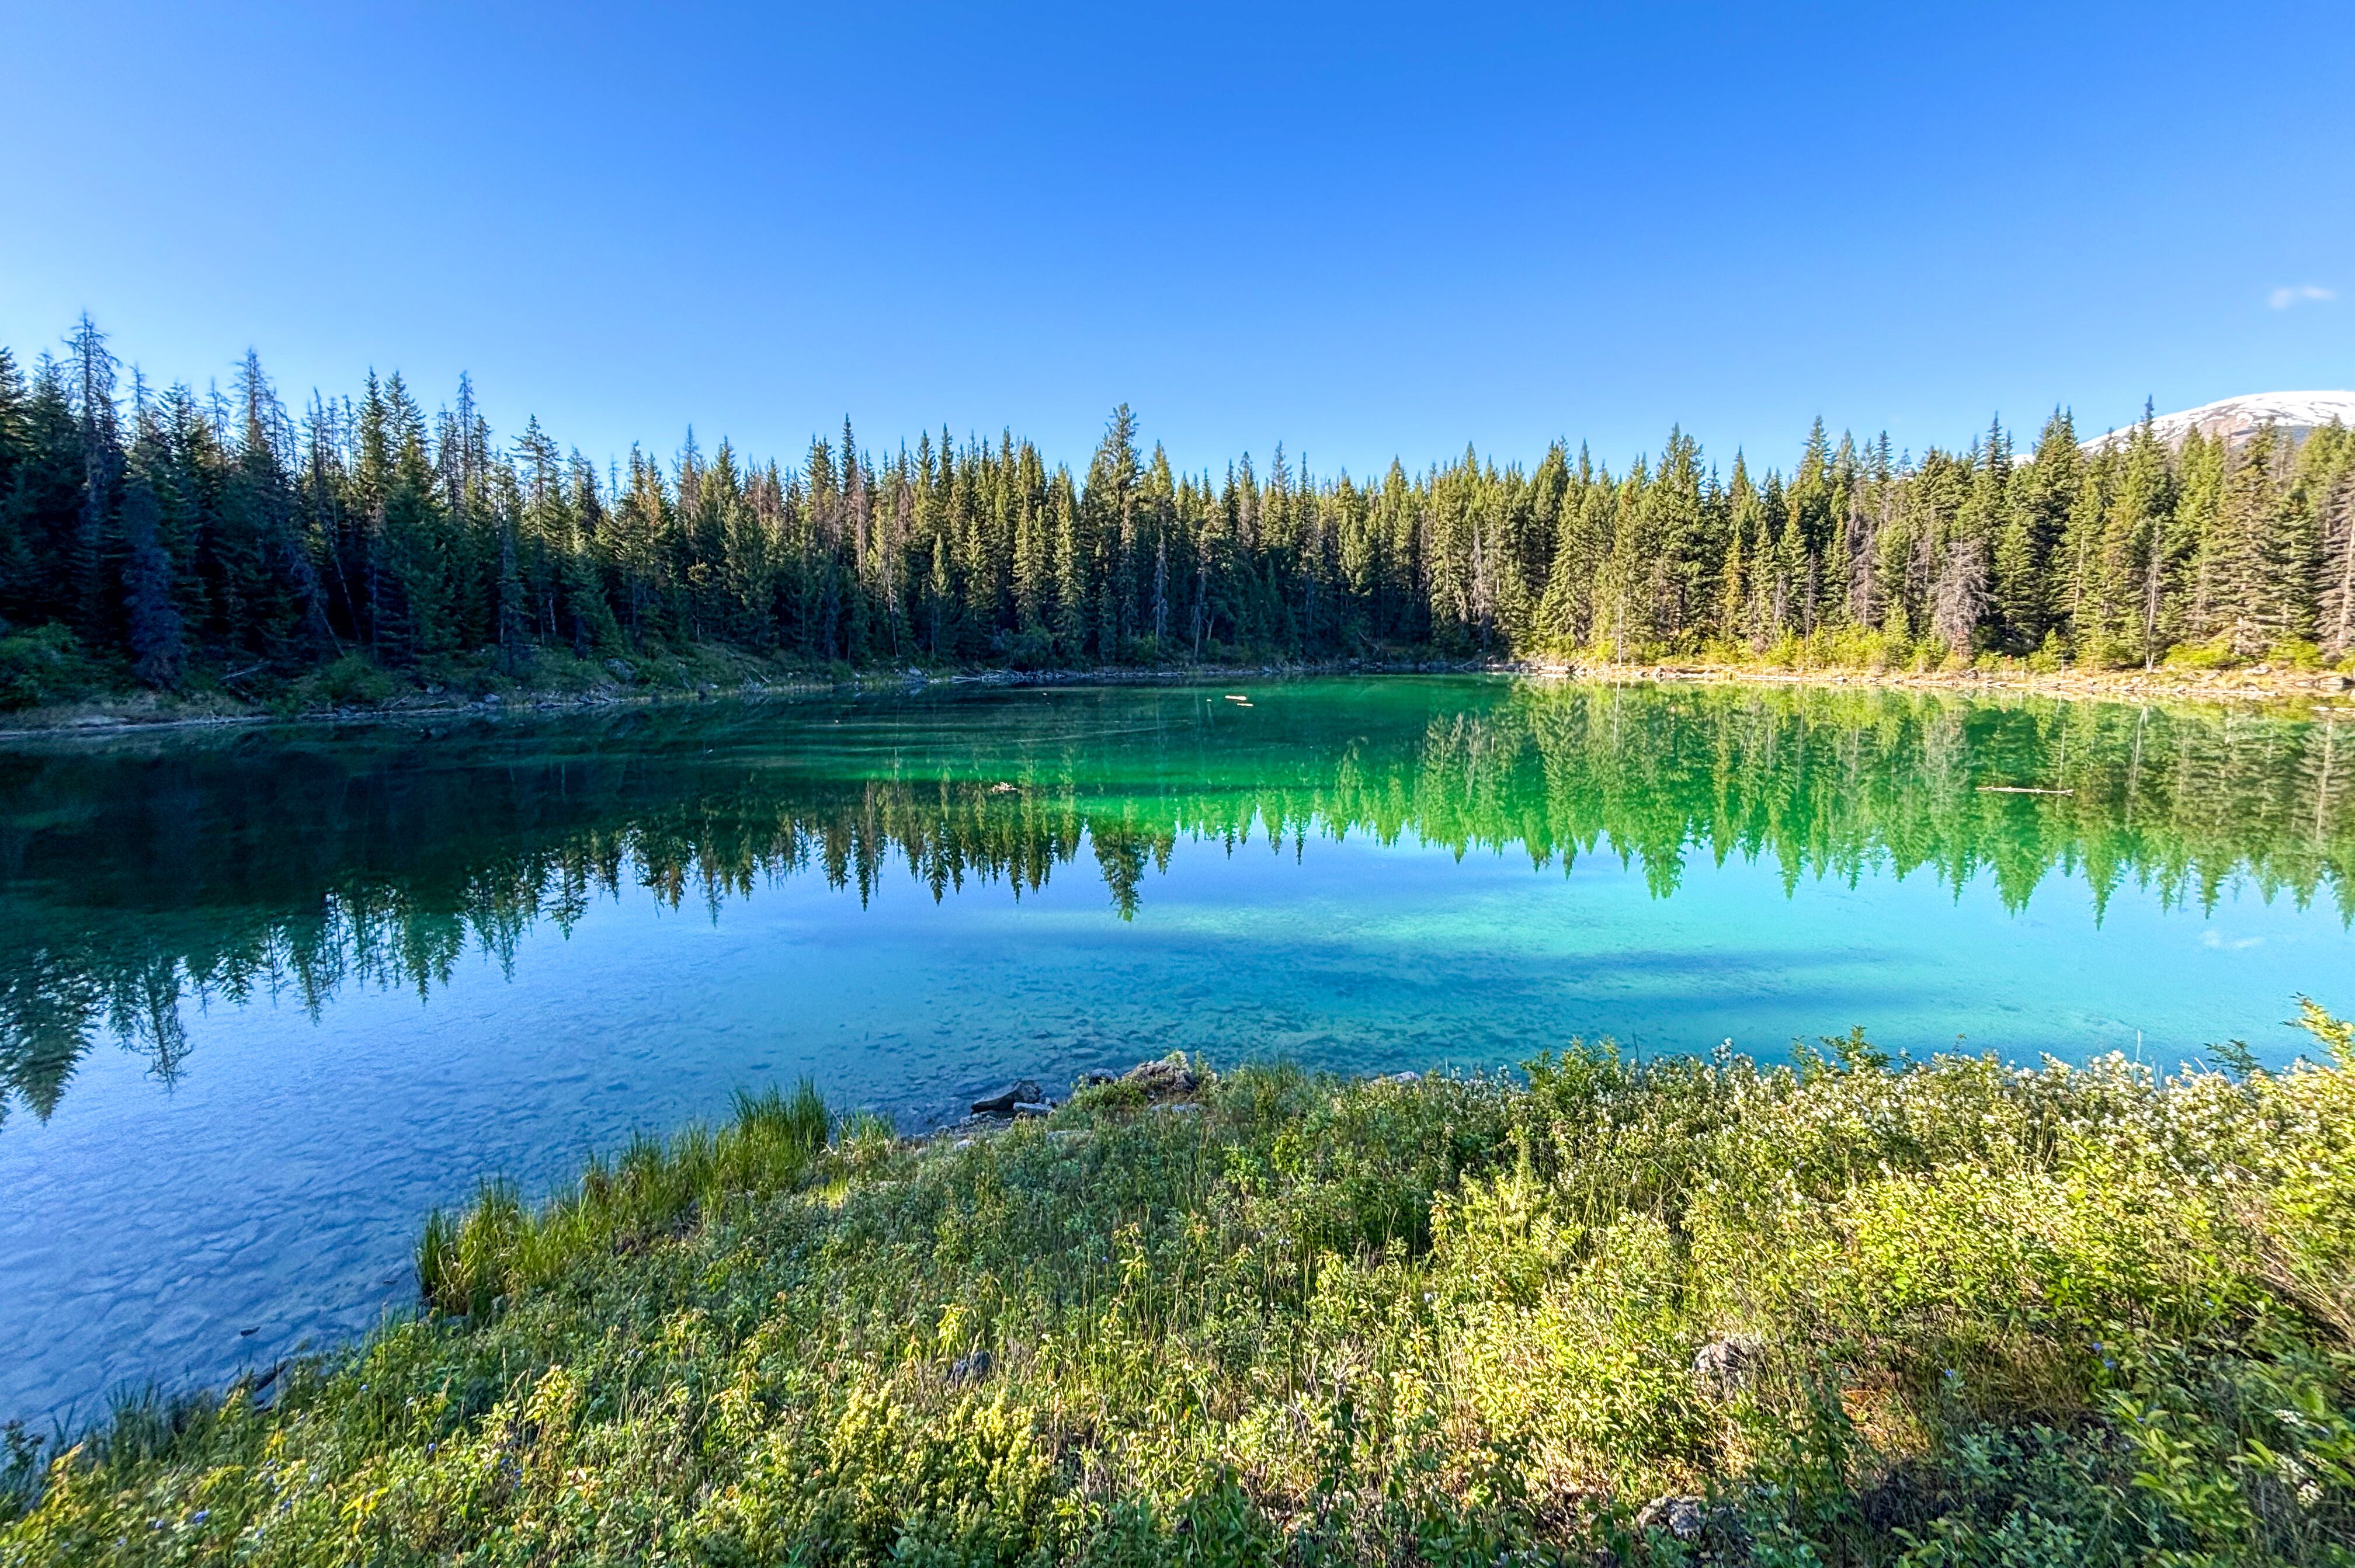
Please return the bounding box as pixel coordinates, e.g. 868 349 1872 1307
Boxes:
1515 655 2355 709
0 657 1490 740
4 653 2351 740
10 1032 2353 1559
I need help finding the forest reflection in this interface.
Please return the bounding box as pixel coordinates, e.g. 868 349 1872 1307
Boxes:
2 680 2349 1127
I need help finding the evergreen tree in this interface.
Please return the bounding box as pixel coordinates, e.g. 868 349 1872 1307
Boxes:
1993 409 2079 651
7 315 2354 697
2319 459 2355 660
117 421 185 687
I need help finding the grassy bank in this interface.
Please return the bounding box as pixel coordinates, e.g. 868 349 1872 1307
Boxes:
0 630 840 733
9 612 2354 738
0 628 1495 736
8 1016 2355 1566
1522 648 2355 711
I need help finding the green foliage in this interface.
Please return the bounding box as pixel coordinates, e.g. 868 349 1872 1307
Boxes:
12 1024 2355 1563
11 682 2355 1128
418 1080 830 1317
298 652 397 708
6 318 2354 702
0 624 101 710
2166 637 2243 672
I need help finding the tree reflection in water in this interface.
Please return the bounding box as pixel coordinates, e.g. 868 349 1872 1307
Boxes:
1 679 2347 1128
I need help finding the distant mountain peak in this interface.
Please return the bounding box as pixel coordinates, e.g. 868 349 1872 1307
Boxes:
2084 391 2355 451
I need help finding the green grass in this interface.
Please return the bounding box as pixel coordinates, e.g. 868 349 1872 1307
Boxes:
415 1081 834 1319
8 1013 2355 1564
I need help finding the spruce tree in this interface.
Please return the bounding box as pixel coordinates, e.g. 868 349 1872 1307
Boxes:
2207 427 2288 658
2318 460 2355 660
1994 409 2079 651
0 349 29 620
10 313 2354 688
65 314 121 639
117 430 185 687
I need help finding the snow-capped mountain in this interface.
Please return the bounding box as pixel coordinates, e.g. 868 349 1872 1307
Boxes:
2083 391 2355 452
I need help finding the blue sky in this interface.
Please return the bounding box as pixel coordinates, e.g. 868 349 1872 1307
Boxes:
2 1 2349 479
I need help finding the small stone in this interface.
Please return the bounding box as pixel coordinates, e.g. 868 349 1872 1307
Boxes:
1635 1494 1707 1540
1121 1053 1200 1100
971 1080 1044 1116
1011 1100 1051 1117
1692 1334 1763 1398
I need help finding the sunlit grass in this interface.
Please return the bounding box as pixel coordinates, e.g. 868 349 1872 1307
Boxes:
417 1080 830 1317
9 1017 2355 1563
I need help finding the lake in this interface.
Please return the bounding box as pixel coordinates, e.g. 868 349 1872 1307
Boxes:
2 675 2350 1427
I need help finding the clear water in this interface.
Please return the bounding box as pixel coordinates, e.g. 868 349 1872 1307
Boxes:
2 676 2351 1427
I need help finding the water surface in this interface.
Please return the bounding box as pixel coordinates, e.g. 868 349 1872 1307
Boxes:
3 676 2350 1425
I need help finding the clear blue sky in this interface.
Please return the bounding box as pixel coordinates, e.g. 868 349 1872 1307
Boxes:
3 1 2350 479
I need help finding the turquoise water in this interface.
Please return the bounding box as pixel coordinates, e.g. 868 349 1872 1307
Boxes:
2 676 2350 1424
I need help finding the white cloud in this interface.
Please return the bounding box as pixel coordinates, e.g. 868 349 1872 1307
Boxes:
2269 283 2336 309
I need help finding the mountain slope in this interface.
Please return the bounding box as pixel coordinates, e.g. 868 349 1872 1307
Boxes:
2085 390 2355 451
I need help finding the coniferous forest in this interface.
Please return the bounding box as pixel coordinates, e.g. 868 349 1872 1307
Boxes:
4 315 2354 709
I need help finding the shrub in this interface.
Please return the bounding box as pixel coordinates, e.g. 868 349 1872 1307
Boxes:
15 1023 2355 1562
306 652 397 707
0 624 101 710
1005 626 1057 671
2165 636 2241 672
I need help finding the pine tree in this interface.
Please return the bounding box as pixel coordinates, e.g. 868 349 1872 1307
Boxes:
2177 430 2228 648
65 314 121 639
1084 406 1140 660
117 425 184 687
2319 460 2355 660
2205 427 2290 658
1050 469 1087 660
10 314 2355 691
1993 409 2079 651
0 348 29 619
2108 411 2178 670
1714 452 1753 646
